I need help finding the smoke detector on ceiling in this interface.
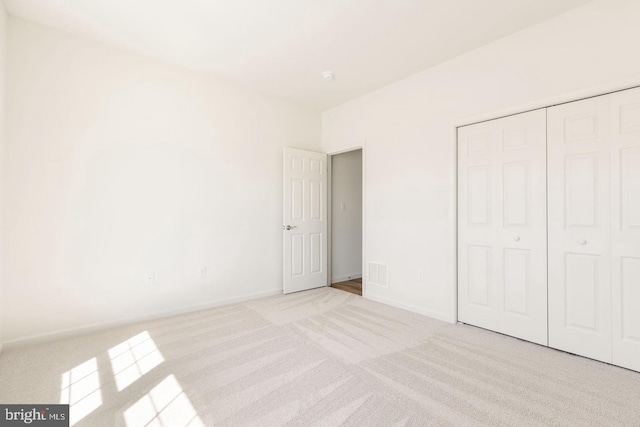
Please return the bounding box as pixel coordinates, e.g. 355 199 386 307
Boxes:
322 71 335 81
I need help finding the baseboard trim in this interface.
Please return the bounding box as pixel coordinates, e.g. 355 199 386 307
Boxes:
331 274 362 284
1 288 282 349
364 293 455 324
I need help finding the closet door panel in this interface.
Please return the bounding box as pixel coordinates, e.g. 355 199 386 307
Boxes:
459 110 547 345
548 95 612 363
458 120 498 331
611 87 640 372
495 110 548 345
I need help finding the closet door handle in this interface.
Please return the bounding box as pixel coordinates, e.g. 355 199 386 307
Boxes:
513 236 520 241
578 239 587 245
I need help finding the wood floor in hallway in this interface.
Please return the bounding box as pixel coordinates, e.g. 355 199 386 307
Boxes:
330 278 362 296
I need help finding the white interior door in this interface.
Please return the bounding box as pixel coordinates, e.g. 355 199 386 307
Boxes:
458 109 547 345
548 95 612 363
610 87 640 372
283 147 328 294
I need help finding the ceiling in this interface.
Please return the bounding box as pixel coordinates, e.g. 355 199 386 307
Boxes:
4 0 593 111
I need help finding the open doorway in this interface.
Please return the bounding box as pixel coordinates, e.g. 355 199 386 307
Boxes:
329 149 363 296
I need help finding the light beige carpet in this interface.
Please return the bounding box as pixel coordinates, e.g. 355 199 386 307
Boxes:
1 287 639 426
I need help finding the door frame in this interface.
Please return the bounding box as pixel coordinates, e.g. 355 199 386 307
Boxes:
327 146 366 297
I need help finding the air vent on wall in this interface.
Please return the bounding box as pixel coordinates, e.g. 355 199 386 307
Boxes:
368 262 388 287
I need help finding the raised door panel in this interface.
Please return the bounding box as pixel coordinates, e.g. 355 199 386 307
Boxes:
620 148 640 231
310 233 322 275
564 154 599 228
468 245 492 307
309 180 323 221
502 248 530 316
564 253 600 331
290 234 304 277
502 162 528 227
548 95 612 363
620 258 640 340
468 167 492 227
610 87 640 371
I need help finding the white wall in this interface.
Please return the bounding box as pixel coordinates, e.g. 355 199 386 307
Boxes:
331 149 362 283
322 0 640 322
2 18 320 344
0 2 6 351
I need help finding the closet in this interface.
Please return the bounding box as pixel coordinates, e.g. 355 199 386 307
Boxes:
458 86 640 372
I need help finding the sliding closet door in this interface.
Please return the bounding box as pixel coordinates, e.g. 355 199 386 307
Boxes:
610 87 640 372
458 109 547 345
547 95 612 363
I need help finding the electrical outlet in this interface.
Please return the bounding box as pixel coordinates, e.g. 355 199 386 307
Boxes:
199 266 207 279
417 270 424 281
340 202 346 212
145 271 154 286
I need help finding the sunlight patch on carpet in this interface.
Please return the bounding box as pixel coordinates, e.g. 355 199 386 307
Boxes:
108 331 164 391
60 357 102 426
124 374 203 427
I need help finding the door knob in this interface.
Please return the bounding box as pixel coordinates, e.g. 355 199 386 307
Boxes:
283 225 297 231
578 239 587 245
513 236 520 241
